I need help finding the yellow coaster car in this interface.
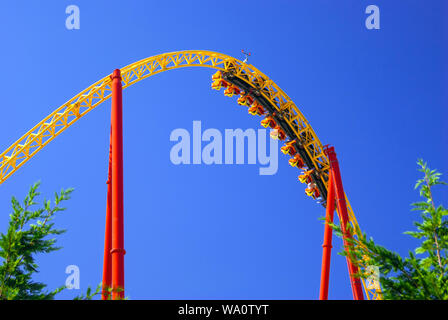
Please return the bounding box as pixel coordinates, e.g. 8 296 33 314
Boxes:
261 116 276 129
305 182 320 198
237 94 254 106
211 79 229 91
248 101 265 116
281 140 297 156
212 70 222 80
299 169 314 184
305 185 320 198
289 154 304 168
270 125 286 140
224 84 241 97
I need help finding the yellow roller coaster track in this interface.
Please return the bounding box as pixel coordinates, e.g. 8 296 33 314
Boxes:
0 50 381 300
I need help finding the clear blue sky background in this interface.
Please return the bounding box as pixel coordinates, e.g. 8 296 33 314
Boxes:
0 0 446 299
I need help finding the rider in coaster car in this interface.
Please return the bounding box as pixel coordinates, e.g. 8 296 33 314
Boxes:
289 154 305 168
299 169 314 184
281 140 297 156
261 115 276 129
237 93 254 106
248 101 265 116
270 125 286 140
305 182 320 198
211 79 229 90
224 84 241 97
212 70 222 80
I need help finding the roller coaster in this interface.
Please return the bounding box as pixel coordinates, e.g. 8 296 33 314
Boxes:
0 50 381 300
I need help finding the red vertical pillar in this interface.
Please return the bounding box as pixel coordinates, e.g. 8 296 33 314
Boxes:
324 146 364 300
102 133 113 300
319 170 335 300
110 69 125 299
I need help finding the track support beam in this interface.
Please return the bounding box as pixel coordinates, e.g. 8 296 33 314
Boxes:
319 170 335 300
102 69 125 300
111 69 125 300
320 146 364 300
102 131 113 300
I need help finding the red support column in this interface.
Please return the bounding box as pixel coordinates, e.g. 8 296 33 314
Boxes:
324 146 364 300
319 170 335 300
110 69 125 300
102 133 113 300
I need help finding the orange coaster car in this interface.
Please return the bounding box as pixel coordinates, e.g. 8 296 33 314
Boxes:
270 125 286 140
212 70 222 80
261 116 276 129
224 84 241 97
211 79 229 91
281 140 297 156
289 154 305 168
305 182 320 199
299 169 314 184
248 101 265 116
237 93 254 106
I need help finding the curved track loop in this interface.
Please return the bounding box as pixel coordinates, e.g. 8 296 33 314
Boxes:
0 50 380 300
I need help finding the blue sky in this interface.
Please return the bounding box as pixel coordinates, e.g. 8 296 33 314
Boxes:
0 0 446 299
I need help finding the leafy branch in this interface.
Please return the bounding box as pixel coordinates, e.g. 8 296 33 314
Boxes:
324 160 448 300
0 182 73 300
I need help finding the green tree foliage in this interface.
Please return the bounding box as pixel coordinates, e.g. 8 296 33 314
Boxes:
73 284 102 300
73 284 126 300
0 182 126 300
0 182 73 300
329 160 448 299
